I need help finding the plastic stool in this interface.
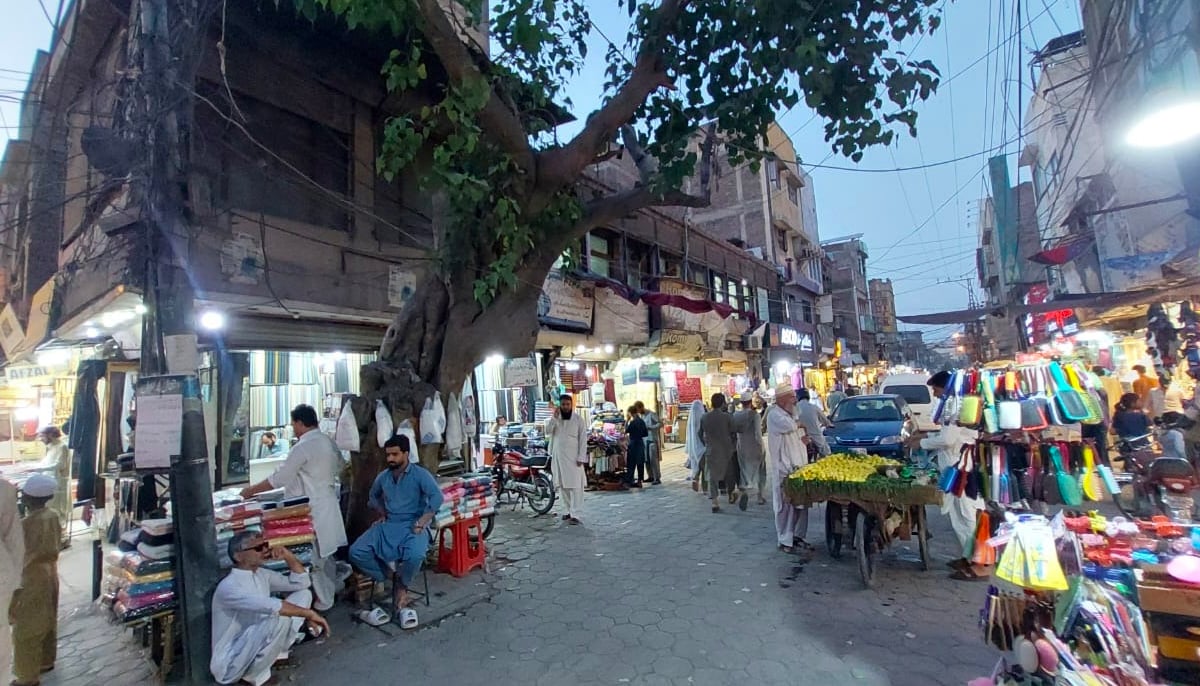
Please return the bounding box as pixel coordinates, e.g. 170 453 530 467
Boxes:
436 516 486 578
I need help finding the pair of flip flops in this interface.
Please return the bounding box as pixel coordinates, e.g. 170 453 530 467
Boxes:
355 606 419 630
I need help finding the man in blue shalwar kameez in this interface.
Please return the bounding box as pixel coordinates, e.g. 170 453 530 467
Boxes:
349 434 443 611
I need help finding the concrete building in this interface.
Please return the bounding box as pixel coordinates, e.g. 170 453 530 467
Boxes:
976 180 1040 356
868 278 898 363
1021 20 1200 314
821 235 873 364
688 122 823 376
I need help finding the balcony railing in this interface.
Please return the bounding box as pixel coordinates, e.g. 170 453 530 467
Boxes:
770 190 802 233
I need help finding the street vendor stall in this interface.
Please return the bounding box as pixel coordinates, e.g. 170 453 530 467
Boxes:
786 453 942 587
586 405 627 490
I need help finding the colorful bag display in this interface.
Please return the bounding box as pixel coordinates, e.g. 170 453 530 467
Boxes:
997 372 1022 430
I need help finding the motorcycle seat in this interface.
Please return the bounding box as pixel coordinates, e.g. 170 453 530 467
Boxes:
520 455 549 468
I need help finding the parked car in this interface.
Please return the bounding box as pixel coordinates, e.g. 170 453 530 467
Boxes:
823 394 916 460
878 373 937 432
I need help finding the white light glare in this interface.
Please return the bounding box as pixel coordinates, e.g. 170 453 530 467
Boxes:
1126 101 1200 148
603 344 615 354
199 310 226 331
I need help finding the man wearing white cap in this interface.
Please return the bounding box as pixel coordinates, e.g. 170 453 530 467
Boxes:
767 385 809 553
1 476 24 683
10 474 61 686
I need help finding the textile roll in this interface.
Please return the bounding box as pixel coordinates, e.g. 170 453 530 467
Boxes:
139 518 174 537
122 569 175 585
114 600 177 623
267 533 315 548
259 515 309 528
117 589 176 610
137 542 175 561
122 579 175 596
262 504 312 521
214 502 263 522
215 517 263 533
263 523 315 538
119 553 173 577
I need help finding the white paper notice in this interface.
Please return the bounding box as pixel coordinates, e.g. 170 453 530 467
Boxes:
163 334 199 374
135 394 183 469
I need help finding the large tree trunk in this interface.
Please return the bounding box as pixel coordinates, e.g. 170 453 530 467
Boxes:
344 270 544 538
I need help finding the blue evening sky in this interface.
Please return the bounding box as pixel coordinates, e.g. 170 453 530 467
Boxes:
0 1 1084 343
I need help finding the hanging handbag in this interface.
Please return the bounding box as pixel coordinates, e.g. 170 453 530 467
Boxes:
1050 444 1082 506
1041 367 1067 425
1019 368 1049 431
1040 444 1062 505
959 370 984 428
997 371 1023 430
982 371 1000 434
1065 364 1102 425
1048 362 1090 422
963 444 983 499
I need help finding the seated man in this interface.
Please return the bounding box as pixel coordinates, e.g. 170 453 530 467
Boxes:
350 434 444 612
211 531 331 686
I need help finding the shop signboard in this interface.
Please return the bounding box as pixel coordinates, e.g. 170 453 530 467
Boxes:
677 376 702 403
594 288 649 344
638 363 661 382
768 325 815 352
538 271 594 332
686 361 709 378
0 304 25 357
502 358 538 388
620 366 637 385
4 365 52 385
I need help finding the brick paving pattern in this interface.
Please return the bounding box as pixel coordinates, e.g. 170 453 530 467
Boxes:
36 449 997 685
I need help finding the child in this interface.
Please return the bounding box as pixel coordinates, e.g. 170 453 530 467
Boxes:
10 473 60 686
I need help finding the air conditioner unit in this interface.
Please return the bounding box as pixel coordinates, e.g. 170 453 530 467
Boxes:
744 332 764 351
745 246 765 260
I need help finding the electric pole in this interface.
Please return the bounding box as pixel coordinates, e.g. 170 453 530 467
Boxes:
118 1 220 680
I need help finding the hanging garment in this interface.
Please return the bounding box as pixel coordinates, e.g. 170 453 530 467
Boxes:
69 360 106 503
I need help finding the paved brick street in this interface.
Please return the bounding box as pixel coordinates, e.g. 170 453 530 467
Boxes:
40 449 997 685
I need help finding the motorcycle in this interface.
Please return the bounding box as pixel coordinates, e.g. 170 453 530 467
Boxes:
489 438 556 515
1112 432 1199 520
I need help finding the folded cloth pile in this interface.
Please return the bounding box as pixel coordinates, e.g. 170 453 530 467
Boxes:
132 517 176 560
434 475 496 529
214 501 265 568
101 549 177 623
262 542 314 573
262 499 314 549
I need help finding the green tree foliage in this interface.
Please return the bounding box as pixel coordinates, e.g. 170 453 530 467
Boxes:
296 0 944 308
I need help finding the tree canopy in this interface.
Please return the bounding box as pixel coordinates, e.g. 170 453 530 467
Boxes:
298 0 944 305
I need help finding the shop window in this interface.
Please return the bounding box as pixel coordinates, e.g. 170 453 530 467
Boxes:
787 181 800 206
659 251 683 278
712 274 726 303
688 262 708 289
802 300 814 324
587 232 612 277
756 288 770 322
767 159 780 190
726 279 740 314
625 239 652 288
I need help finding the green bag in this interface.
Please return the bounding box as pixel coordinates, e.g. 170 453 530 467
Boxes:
1049 445 1081 507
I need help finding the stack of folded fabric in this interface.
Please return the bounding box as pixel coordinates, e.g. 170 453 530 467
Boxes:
214 501 264 568
107 551 177 623
135 518 175 562
262 497 314 550
434 475 496 529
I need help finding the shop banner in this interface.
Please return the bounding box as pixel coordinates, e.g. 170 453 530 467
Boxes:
0 304 25 357
594 288 649 344
677 376 702 403
502 358 538 388
4 365 52 384
621 366 637 385
638 363 661 382
538 271 594 332
686 361 709 378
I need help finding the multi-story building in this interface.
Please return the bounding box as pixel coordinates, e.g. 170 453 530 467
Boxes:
822 235 873 364
688 122 823 379
868 278 898 363
1022 18 1200 307
976 179 1040 356
897 330 928 369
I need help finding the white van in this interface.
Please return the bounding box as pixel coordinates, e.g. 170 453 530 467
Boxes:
878 373 938 431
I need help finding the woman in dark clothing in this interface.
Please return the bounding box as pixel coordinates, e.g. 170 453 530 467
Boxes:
625 406 648 488
1112 392 1152 440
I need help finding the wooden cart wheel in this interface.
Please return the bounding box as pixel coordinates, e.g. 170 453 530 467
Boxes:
854 511 876 588
825 502 843 559
915 505 930 571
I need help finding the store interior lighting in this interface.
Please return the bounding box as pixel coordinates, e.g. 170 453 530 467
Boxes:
84 326 99 338
575 343 588 353
603 344 615 354
135 303 148 315
35 348 72 368
485 353 504 365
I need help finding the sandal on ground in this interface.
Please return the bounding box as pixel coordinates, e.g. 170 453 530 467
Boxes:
398 607 419 630
691 480 699 492
568 517 582 525
738 491 749 511
711 505 720 513
948 569 988 582
945 558 970 571
778 544 796 554
353 607 391 627
793 538 815 552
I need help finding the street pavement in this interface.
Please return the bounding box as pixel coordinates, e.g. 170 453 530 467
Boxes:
38 447 998 685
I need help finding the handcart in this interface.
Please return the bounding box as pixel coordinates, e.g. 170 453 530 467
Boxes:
787 478 943 588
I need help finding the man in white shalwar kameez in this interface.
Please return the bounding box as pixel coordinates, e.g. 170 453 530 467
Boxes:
685 399 707 490
210 531 330 686
547 394 588 525
242 404 348 610
768 384 809 553
1 476 24 682
910 371 985 580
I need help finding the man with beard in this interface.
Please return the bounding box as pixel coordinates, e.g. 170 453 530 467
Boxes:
349 434 443 612
547 394 588 524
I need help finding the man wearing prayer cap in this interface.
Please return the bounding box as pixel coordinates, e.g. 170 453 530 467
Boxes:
11 473 61 686
767 384 809 553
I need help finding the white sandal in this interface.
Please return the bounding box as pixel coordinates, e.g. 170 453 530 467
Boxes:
399 607 419 630
354 607 390 627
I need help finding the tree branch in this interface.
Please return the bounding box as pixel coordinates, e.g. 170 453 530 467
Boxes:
537 0 688 188
621 124 657 183
415 0 535 175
